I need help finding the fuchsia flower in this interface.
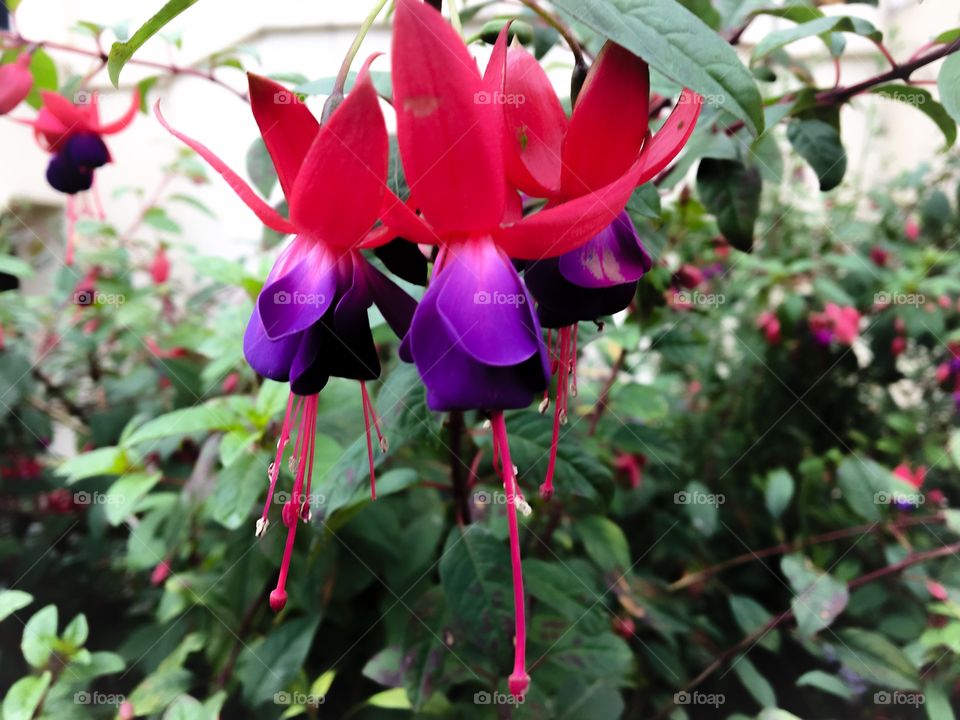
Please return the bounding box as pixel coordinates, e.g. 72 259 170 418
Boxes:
29 89 139 194
484 24 700 500
904 218 920 241
383 0 700 695
0 54 33 115
809 303 861 346
158 58 420 613
149 245 171 285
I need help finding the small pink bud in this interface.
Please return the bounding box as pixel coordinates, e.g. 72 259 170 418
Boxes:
149 245 170 285
675 264 703 289
0 54 33 115
222 372 240 394
939 295 951 309
891 336 906 356
927 580 949 601
269 588 287 612
869 246 889 267
150 560 172 586
905 218 920 241
612 616 636 638
118 701 135 720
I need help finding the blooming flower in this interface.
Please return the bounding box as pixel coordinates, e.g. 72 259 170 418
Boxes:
893 463 926 489
809 303 860 346
0 54 33 115
491 34 700 499
757 311 781 345
158 59 418 612
385 0 700 694
30 89 139 194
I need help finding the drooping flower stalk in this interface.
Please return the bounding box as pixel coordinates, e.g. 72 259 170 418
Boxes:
541 324 577 499
490 411 529 697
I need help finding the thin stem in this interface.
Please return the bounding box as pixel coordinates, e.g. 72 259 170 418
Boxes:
448 410 470 526
652 538 960 720
323 0 389 122
517 0 586 67
447 0 463 37
873 39 898 70
588 347 626 436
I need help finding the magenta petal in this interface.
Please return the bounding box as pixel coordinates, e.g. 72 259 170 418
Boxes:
557 211 651 288
258 243 338 340
435 237 540 366
364 261 418 339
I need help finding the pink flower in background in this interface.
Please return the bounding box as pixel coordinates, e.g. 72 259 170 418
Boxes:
809 303 860 346
675 264 704 289
757 311 781 345
869 246 889 267
904 218 920 241
893 463 926 489
150 245 170 285
0 54 33 115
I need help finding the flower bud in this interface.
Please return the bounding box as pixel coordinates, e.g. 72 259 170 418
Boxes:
150 245 170 285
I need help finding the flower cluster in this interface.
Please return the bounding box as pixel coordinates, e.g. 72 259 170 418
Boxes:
158 0 701 695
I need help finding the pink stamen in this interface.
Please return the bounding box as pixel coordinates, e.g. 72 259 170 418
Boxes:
542 326 572 500
271 395 318 612
360 382 378 500
490 411 530 698
66 196 77 266
258 394 297 535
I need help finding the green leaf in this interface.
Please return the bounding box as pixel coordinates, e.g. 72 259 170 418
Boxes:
162 695 208 720
752 15 881 63
62 613 89 647
732 655 776 708
123 400 245 446
246 138 278 199
679 481 721 536
21 604 58 668
796 670 854 700
781 554 848 637
836 457 897 521
575 516 631 573
787 119 847 191
57 446 129 483
237 616 319 705
833 628 920 689
1 671 51 720
549 0 763 135
104 471 162 525
439 526 514 656
108 0 200 86
871 85 956 149
144 207 182 234
924 682 956 720
764 468 794 519
0 255 35 279
24 50 57 110
627 183 662 221
752 5 824 24
0 590 33 623
209 452 267 530
938 53 960 126
728 595 779 652
697 158 762 251
367 688 411 710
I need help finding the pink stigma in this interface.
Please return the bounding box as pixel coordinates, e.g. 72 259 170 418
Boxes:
491 411 529 698
269 588 288 612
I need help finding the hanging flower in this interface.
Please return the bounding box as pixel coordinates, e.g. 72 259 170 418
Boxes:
30 89 139 194
149 244 171 285
385 0 700 695
158 58 417 612
489 30 701 499
0 53 33 115
809 303 860 347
